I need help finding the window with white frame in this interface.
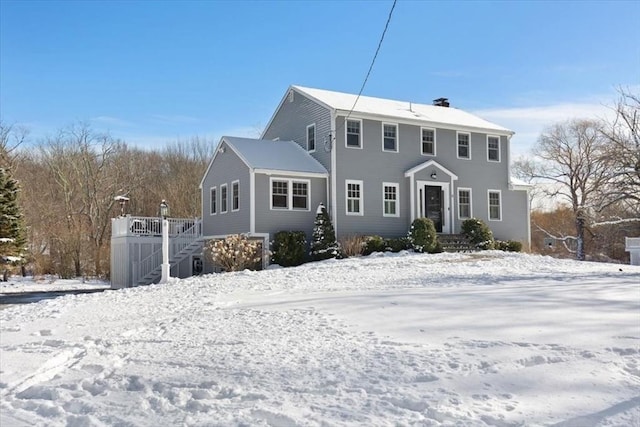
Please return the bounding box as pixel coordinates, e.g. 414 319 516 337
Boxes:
271 180 288 209
307 124 316 152
458 188 472 219
220 184 228 213
292 181 308 209
346 119 362 148
210 187 217 215
488 190 501 221
346 180 363 215
383 183 399 217
232 181 239 211
487 136 500 162
421 128 435 155
457 132 471 159
271 178 310 211
383 123 398 152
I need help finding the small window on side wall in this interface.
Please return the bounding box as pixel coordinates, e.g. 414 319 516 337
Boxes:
210 187 217 215
220 184 228 213
307 124 316 152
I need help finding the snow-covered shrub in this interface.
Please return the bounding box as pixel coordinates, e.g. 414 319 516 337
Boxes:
271 231 307 267
461 218 495 250
339 235 367 257
408 218 438 253
310 204 340 261
385 237 412 253
207 234 263 272
495 240 523 252
363 235 386 255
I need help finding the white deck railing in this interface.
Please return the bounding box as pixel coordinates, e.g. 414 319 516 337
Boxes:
112 215 201 238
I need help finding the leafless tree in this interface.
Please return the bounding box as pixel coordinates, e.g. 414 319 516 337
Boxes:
523 119 610 260
599 88 640 215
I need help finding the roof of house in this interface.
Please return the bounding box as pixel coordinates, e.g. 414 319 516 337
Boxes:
222 136 328 175
292 85 513 134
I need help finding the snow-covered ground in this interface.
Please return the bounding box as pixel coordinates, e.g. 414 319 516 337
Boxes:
0 277 110 294
1 251 638 426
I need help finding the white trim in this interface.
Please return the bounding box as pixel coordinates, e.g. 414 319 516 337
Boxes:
457 187 473 220
345 179 364 216
231 180 240 212
417 180 452 234
487 135 501 162
220 183 228 214
420 127 436 156
306 123 316 153
253 168 327 179
250 171 255 233
345 118 363 149
457 131 471 160
404 159 459 181
382 182 400 217
330 110 338 236
382 122 399 153
269 177 311 212
488 189 502 221
210 186 217 215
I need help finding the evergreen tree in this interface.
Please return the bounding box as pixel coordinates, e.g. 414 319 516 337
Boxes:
0 166 26 268
309 203 340 261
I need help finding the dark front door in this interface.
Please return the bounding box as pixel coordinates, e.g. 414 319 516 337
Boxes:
425 185 443 232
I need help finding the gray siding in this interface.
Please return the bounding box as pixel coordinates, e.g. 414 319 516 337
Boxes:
333 115 526 242
254 173 327 243
262 90 333 172
201 141 251 236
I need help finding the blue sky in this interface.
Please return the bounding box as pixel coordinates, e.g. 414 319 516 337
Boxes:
1 0 638 157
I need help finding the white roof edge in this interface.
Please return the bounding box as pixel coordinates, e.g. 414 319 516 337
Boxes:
254 168 328 178
509 177 533 190
334 109 514 136
198 138 225 189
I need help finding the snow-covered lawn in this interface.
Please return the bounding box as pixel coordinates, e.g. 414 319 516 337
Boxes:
1 251 638 426
0 277 110 294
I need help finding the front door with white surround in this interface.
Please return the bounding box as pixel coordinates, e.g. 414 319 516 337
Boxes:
416 180 451 234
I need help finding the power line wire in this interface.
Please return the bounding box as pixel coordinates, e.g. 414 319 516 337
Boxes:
343 0 397 125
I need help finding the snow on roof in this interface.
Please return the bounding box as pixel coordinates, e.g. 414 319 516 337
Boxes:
223 136 328 175
292 85 513 134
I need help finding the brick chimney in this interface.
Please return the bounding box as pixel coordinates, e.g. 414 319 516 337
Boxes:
433 98 450 107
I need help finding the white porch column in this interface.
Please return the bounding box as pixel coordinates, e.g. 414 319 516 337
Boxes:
160 218 170 283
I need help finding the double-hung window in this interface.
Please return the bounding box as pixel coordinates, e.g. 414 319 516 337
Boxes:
307 124 316 152
220 184 228 213
383 183 399 217
292 181 308 209
346 180 363 215
232 181 239 211
346 119 362 148
487 136 500 162
383 123 398 152
458 188 472 219
210 187 217 215
457 132 471 159
421 128 435 156
271 180 288 209
271 178 309 210
488 190 501 221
